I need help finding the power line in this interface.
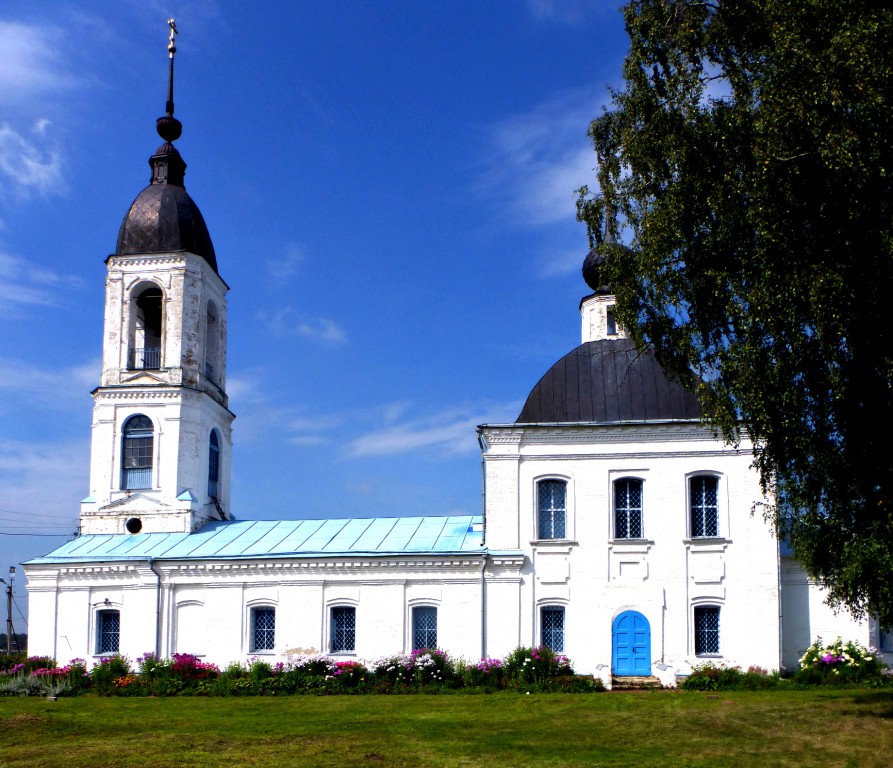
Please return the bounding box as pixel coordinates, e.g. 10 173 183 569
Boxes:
0 531 77 537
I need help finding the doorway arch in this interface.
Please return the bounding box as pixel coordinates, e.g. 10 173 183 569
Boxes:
612 610 651 676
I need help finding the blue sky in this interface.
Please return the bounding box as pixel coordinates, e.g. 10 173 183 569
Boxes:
0 1 629 627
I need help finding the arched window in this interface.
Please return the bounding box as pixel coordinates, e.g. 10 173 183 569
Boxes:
694 605 721 655
537 479 566 539
412 606 437 651
541 606 565 652
208 430 220 498
690 475 719 537
251 607 276 652
330 606 356 653
130 286 163 370
205 300 219 383
96 609 120 655
122 415 154 490
614 478 643 539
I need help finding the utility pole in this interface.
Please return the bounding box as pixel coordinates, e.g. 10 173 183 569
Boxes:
1 567 14 654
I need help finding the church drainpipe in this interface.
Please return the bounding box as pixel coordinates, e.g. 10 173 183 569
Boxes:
148 557 162 658
480 552 489 660
476 428 487 546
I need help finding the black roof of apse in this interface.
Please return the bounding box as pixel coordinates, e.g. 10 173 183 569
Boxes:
115 183 218 273
516 339 701 423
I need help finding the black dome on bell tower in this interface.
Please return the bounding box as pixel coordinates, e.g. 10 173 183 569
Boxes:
113 21 218 273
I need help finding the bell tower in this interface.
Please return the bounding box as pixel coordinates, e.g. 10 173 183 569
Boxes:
80 20 235 535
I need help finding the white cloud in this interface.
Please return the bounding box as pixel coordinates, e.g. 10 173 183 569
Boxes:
0 251 82 315
346 401 521 458
477 88 601 229
267 243 306 280
0 22 78 105
525 0 607 24
0 123 65 198
0 438 87 527
296 317 347 345
256 307 347 346
0 356 97 408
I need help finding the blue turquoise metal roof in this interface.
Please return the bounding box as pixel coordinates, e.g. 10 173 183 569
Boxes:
26 516 493 564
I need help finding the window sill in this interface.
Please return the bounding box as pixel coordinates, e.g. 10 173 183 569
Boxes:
329 651 357 657
610 538 654 545
249 651 276 656
684 537 731 545
531 539 578 546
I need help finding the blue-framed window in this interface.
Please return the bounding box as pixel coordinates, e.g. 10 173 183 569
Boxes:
690 476 719 537
122 415 153 490
331 606 356 653
96 609 120 654
251 607 275 652
541 607 565 652
694 606 720 655
537 480 566 539
208 430 220 498
412 606 437 651
614 478 643 539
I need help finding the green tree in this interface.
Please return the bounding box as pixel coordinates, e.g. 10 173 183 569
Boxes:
578 0 893 625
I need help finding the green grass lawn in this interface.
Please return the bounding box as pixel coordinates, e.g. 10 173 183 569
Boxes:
2 689 891 767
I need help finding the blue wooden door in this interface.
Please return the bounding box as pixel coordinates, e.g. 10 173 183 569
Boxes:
612 611 651 675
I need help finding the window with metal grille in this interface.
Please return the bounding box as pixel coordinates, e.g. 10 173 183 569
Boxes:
694 606 720 655
331 606 356 652
130 286 163 370
537 480 566 539
614 478 643 539
122 415 153 490
96 609 120 654
690 476 719 537
541 607 565 652
412 606 437 650
208 430 220 498
252 607 275 651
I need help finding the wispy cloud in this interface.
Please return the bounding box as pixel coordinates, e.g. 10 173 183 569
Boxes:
0 356 97 409
267 243 306 280
346 400 521 458
256 307 347 346
477 89 599 229
0 22 79 105
0 251 82 315
525 0 607 24
0 122 65 198
0 437 87 529
0 21 81 199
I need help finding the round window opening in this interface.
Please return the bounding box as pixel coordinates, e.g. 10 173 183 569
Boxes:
125 517 143 534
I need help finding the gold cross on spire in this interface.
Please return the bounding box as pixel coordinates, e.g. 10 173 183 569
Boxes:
167 18 178 58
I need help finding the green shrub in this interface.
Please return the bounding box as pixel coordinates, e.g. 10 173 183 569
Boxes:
503 646 574 690
90 654 132 694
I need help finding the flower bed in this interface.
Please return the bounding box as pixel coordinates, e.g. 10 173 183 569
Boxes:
0 646 603 697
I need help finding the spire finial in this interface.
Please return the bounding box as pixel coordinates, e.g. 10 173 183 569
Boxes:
156 19 182 144
166 19 177 115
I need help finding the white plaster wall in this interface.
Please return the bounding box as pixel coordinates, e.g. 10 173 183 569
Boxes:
26 555 508 668
780 557 877 671
481 423 782 675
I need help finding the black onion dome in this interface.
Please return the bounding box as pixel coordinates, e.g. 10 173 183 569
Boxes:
114 30 218 273
582 246 607 292
517 339 701 423
115 182 218 272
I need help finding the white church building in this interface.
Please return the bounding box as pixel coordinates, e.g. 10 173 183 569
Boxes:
24 47 891 683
